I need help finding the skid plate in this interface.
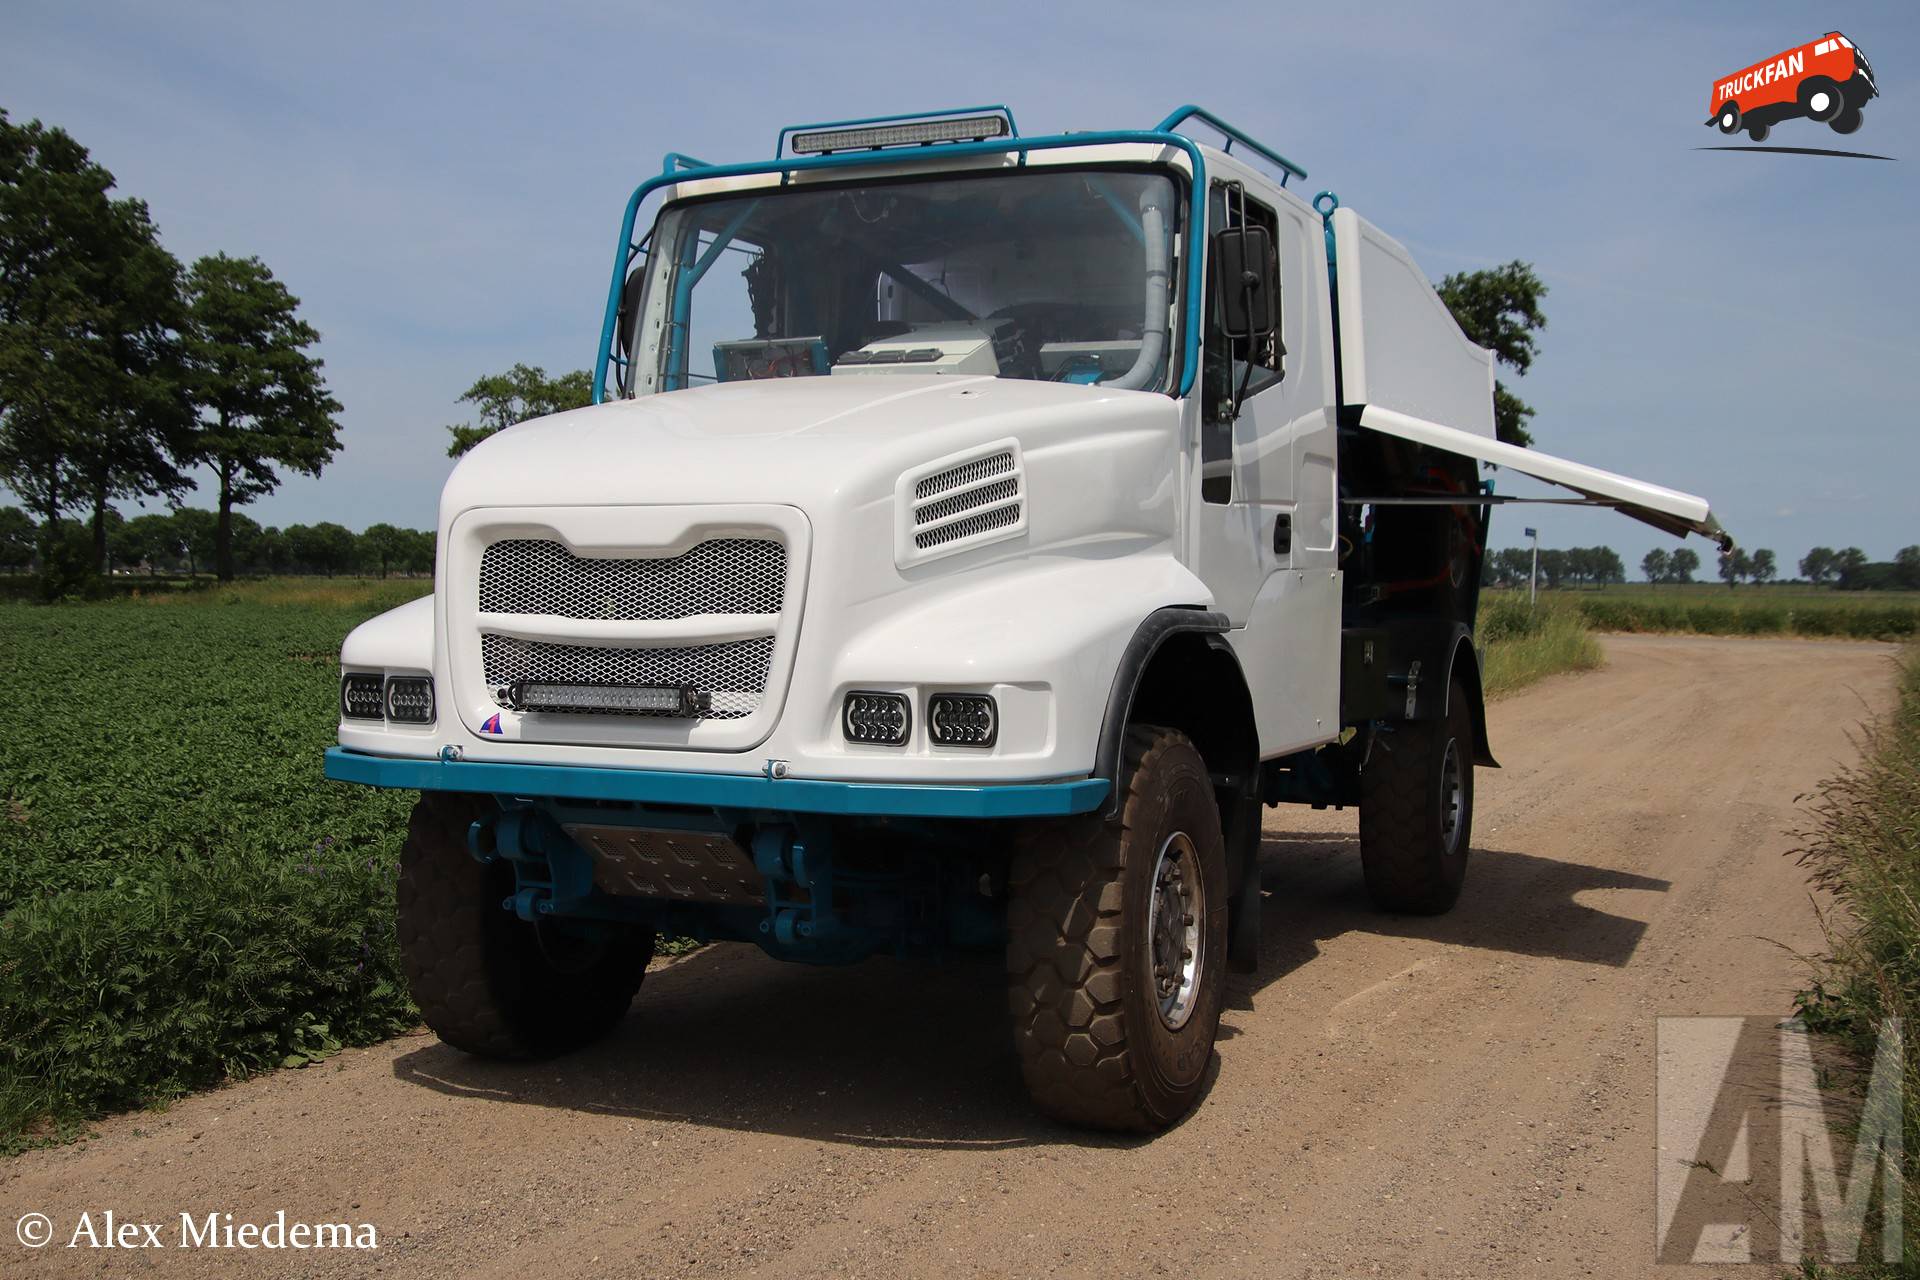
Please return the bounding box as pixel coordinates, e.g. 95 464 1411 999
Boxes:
564 823 765 905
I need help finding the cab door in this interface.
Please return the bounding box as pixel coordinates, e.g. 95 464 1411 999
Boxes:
1189 175 1341 757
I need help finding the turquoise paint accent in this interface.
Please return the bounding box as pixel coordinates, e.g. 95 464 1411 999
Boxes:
593 127 1210 404
324 747 1109 819
1154 105 1307 185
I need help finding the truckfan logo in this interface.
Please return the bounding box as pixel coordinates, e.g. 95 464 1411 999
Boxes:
1700 30 1890 158
479 712 503 736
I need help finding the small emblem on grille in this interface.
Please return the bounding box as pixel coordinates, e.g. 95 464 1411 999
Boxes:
480 712 504 735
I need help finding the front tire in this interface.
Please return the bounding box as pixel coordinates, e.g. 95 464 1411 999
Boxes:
397 792 654 1059
1006 727 1229 1131
1800 76 1843 122
1717 103 1741 134
1359 679 1475 915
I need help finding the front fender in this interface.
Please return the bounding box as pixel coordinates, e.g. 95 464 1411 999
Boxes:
340 594 435 673
831 553 1213 776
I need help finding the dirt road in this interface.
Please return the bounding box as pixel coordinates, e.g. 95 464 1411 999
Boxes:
3 635 1901 1278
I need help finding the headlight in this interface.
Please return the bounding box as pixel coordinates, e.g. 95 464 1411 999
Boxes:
928 693 996 747
384 676 436 725
341 673 384 720
842 691 910 745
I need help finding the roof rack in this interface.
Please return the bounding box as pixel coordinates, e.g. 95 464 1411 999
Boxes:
1153 105 1307 186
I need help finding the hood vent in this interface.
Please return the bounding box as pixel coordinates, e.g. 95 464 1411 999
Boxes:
897 440 1027 566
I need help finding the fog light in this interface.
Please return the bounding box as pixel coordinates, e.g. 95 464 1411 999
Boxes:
385 676 436 724
929 693 996 747
843 691 910 745
341 673 384 720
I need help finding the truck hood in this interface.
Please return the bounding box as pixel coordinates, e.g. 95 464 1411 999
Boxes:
442 374 1177 513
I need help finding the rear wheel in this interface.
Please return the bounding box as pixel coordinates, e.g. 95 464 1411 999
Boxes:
397 791 654 1059
1006 726 1228 1131
1359 679 1475 915
1830 107 1864 135
1746 119 1771 143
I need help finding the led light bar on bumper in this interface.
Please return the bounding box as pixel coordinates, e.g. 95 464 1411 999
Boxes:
341 673 385 720
843 691 911 745
790 114 1009 155
506 682 710 718
929 693 997 747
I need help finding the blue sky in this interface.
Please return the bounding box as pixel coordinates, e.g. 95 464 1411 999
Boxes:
4 0 1916 575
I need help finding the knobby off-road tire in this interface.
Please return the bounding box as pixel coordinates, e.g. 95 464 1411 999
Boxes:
1359 678 1475 915
1006 726 1229 1132
397 791 654 1059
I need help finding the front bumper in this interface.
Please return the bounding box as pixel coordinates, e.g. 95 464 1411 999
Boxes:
323 746 1108 819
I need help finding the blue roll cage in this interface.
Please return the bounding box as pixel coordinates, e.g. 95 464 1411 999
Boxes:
591 104 1307 406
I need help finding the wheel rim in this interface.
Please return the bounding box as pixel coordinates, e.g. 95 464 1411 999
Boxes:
1439 739 1465 855
1810 91 1832 114
1147 831 1205 1031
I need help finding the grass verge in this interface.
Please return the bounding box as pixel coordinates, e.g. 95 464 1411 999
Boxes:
1477 594 1604 698
1794 645 1919 1275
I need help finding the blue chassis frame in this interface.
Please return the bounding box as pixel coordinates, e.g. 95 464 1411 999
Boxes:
590 104 1307 405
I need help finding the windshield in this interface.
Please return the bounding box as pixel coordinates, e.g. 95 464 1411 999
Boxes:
621 168 1181 396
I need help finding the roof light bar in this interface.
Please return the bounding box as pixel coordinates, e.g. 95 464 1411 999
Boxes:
790 114 1010 156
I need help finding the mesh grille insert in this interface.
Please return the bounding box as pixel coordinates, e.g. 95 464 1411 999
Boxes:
481 634 775 719
479 538 785 621
915 503 1023 549
915 477 1019 527
914 451 1015 501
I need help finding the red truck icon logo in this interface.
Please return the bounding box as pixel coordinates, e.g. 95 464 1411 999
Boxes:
1708 32 1878 141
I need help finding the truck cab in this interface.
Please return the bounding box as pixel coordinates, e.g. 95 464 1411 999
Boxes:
326 105 1721 1131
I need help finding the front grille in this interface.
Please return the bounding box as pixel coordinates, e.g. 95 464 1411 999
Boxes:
481 634 775 719
479 538 785 621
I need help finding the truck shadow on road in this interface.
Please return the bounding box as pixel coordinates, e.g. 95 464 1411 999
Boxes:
1235 830 1671 1019
391 833 1664 1148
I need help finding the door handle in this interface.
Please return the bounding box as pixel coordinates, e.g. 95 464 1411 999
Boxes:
1273 513 1292 556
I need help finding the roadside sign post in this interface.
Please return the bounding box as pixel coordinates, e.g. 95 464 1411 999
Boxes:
1526 527 1539 605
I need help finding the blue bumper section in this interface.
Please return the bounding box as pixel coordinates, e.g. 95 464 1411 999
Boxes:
323 747 1108 819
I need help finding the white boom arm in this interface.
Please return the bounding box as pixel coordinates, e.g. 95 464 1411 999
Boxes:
1355 404 1727 547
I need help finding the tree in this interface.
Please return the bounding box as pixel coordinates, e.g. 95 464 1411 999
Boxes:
358 522 410 578
1719 547 1752 587
0 111 193 575
182 253 343 581
445 364 592 457
117 511 182 574
1749 548 1777 584
288 521 356 577
254 525 288 574
0 504 33 571
1435 261 1547 447
1669 547 1700 584
1800 547 1837 585
1891 546 1920 591
400 528 435 576
1834 547 1871 590
171 507 216 576
1642 548 1669 585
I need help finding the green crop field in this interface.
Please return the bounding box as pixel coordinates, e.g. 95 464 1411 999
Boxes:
1484 584 1920 641
0 581 431 1150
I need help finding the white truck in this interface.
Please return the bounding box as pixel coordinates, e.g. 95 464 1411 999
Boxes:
326 105 1723 1131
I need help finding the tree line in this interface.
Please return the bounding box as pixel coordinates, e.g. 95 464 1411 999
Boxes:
1483 545 1625 589
0 110 341 592
0 503 429 579
1799 545 1920 592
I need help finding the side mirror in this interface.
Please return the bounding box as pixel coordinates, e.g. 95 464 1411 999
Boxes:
1212 224 1277 339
